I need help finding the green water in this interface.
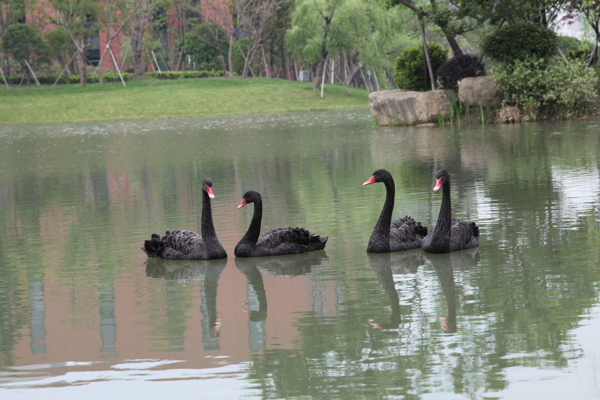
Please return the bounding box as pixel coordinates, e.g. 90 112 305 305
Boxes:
0 111 599 399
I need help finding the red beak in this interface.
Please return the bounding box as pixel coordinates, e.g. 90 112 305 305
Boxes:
363 175 376 186
206 186 215 199
237 197 247 209
433 177 443 191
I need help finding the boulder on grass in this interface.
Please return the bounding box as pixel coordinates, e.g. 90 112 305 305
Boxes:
369 89 456 126
458 76 502 107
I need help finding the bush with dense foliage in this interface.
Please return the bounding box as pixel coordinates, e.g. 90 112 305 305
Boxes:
393 43 448 91
567 49 592 62
181 23 228 71
6 72 134 85
144 70 222 79
2 23 51 67
436 54 485 90
482 23 557 65
492 57 598 118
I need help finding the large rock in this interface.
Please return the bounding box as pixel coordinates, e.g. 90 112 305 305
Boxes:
368 89 455 126
458 76 502 107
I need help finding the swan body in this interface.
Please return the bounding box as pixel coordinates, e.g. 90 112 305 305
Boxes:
363 169 428 253
142 178 227 260
422 169 479 254
234 190 328 258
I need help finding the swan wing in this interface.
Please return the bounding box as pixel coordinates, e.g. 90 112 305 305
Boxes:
256 227 312 248
389 216 428 250
143 230 206 259
450 220 479 250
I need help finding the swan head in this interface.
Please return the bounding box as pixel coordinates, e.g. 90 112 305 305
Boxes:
363 169 392 186
238 190 261 209
202 178 215 199
433 169 449 191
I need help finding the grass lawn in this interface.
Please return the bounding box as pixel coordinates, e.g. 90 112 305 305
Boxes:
0 77 370 125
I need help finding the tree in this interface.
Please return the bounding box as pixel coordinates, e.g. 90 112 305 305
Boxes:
287 0 404 90
49 0 100 87
0 0 27 75
231 0 289 77
571 0 600 65
2 23 50 81
388 0 464 57
44 26 76 75
124 0 166 78
95 0 137 83
181 25 228 71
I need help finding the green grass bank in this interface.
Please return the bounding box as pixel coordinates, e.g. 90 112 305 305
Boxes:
0 77 370 125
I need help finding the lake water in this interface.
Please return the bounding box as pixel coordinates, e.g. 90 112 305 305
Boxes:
0 110 599 399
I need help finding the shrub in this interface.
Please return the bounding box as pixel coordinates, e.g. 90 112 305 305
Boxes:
144 70 222 79
482 23 557 65
567 49 591 62
492 57 598 118
436 54 485 90
393 43 448 91
181 23 228 71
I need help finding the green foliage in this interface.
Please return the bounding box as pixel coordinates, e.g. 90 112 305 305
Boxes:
436 54 485 90
558 35 591 54
5 72 134 85
2 23 51 65
144 71 222 79
44 27 76 66
393 43 448 91
232 38 252 76
567 49 591 62
286 0 409 86
481 23 557 64
182 23 228 71
492 57 598 118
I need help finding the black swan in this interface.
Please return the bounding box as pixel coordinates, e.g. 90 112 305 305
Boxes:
234 190 328 258
142 178 227 260
422 169 479 254
363 169 428 253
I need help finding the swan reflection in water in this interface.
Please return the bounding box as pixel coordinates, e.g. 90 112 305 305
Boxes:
423 247 480 333
235 252 329 350
145 258 226 349
367 250 426 330
368 247 480 333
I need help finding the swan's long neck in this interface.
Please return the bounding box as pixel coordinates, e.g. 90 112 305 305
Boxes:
433 181 452 238
368 178 395 249
242 199 262 244
201 190 217 241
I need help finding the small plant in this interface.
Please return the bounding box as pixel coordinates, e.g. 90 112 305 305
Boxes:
437 111 445 126
465 102 471 122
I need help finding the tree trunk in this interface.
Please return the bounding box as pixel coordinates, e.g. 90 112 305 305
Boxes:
77 47 87 87
344 62 363 87
429 0 463 57
131 19 146 78
228 34 234 78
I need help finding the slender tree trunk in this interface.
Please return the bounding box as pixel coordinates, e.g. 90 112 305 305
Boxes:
228 34 234 78
77 46 87 87
131 17 147 78
419 14 435 91
344 62 362 87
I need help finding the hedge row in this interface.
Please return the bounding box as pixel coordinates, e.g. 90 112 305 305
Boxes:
4 72 134 85
144 70 223 79
3 70 221 85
